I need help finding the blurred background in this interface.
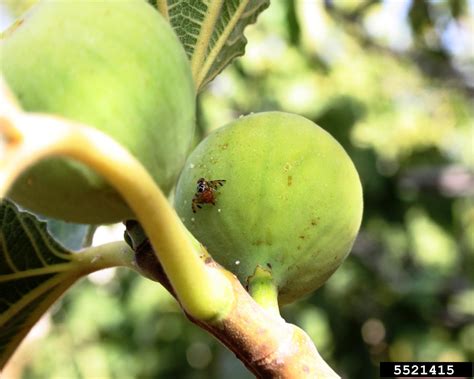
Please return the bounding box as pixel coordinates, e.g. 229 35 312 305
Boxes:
2 0 473 378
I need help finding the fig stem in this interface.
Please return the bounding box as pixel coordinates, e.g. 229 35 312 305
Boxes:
0 77 234 321
67 241 150 277
247 265 280 315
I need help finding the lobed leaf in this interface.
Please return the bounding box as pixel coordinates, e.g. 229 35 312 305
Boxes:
155 0 270 91
0 200 84 368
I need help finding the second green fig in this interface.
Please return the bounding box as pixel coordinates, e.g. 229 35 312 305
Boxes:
1 0 195 223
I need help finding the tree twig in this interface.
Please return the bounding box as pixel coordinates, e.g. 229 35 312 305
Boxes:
127 226 340 378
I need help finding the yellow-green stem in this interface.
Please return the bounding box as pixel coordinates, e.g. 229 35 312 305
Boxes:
247 265 280 315
74 241 136 272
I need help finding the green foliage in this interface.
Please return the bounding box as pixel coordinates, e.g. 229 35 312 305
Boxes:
0 200 78 367
154 0 270 90
0 199 135 371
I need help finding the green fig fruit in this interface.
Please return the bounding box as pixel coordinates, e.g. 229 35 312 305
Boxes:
175 112 363 304
1 0 195 223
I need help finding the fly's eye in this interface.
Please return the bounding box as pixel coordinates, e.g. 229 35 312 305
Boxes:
196 180 206 193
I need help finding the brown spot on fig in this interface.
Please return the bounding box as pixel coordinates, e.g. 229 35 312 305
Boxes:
252 239 272 246
311 219 318 226
299 235 305 240
287 175 292 186
264 229 273 245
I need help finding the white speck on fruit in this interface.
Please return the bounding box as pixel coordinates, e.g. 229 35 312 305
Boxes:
235 260 240 265
191 217 195 222
217 208 221 212
181 217 186 222
189 163 195 169
184 200 188 204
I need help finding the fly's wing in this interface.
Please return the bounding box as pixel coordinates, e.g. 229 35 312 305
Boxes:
208 180 226 190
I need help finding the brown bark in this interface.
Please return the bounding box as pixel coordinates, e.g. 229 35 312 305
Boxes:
132 239 339 378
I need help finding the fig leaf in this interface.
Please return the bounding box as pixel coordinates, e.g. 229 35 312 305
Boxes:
154 0 270 91
0 200 134 368
0 200 78 368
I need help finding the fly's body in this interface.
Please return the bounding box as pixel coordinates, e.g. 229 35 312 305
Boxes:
192 178 226 213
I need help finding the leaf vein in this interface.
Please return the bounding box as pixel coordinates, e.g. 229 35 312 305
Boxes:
0 233 19 274
33 222 71 262
17 215 47 268
197 0 251 88
0 272 70 325
0 263 74 282
190 0 224 82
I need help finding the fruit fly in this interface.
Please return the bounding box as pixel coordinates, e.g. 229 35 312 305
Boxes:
192 178 226 213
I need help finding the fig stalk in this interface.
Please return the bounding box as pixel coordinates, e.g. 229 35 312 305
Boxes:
247 265 280 315
73 241 137 273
